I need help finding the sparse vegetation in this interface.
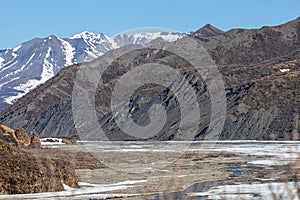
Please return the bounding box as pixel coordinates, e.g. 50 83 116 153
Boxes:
0 140 78 195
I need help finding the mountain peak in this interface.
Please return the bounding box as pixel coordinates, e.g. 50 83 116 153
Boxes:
202 23 214 28
0 30 183 111
71 31 103 39
194 23 224 37
45 35 58 41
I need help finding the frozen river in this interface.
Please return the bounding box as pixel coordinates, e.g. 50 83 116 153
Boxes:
1 140 300 199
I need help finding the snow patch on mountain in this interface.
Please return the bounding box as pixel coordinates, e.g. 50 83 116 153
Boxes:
71 31 99 41
106 35 119 49
13 44 22 52
58 37 75 66
70 31 90 39
0 57 4 67
0 77 20 89
0 63 19 79
4 92 25 105
41 48 55 80
14 53 35 74
127 32 183 43
13 51 55 95
12 52 18 59
74 31 118 56
0 31 184 109
280 68 290 72
85 49 98 59
45 47 51 58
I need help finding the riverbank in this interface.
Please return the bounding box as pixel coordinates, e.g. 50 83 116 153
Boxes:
1 141 300 199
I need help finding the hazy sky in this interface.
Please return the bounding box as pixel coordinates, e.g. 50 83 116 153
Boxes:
1 0 299 49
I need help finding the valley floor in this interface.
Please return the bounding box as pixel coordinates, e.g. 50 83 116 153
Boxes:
0 141 300 199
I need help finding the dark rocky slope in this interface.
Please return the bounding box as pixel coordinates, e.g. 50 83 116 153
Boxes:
0 17 299 140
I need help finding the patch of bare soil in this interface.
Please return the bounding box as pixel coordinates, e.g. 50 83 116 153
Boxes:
75 151 248 196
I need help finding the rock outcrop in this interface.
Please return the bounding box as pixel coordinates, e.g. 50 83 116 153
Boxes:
30 134 41 148
0 123 41 147
14 128 31 147
0 139 78 194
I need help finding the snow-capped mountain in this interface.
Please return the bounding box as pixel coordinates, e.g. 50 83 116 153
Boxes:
0 31 184 111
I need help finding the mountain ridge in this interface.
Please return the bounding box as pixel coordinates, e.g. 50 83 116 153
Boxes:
0 17 299 140
0 31 184 111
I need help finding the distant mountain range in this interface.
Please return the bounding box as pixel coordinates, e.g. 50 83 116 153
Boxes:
1 18 299 140
0 31 186 111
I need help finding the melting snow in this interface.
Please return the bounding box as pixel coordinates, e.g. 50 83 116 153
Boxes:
4 92 26 105
217 142 300 166
72 31 182 54
187 182 300 200
40 138 65 145
0 54 19 73
0 57 5 68
45 47 51 59
13 53 35 74
70 31 90 39
85 49 98 59
0 77 20 90
106 34 120 49
12 48 55 96
13 44 22 52
0 61 19 75
248 159 288 165
127 32 183 43
280 68 290 72
0 180 147 199
74 32 111 57
58 37 75 66
41 48 55 80
71 31 105 43
13 79 41 94
1 31 183 106
12 52 17 59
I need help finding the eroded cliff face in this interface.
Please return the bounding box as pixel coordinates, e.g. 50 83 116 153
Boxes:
0 123 42 147
0 18 300 140
0 139 78 195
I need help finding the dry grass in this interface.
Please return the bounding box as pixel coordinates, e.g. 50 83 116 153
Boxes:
24 148 105 169
0 141 78 195
180 151 236 160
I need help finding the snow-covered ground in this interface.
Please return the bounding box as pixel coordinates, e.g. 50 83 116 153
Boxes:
0 180 147 199
187 181 300 200
40 138 66 145
280 68 290 72
209 141 300 166
73 140 300 166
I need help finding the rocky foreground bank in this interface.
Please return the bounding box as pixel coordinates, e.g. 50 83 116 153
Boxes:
0 124 78 194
